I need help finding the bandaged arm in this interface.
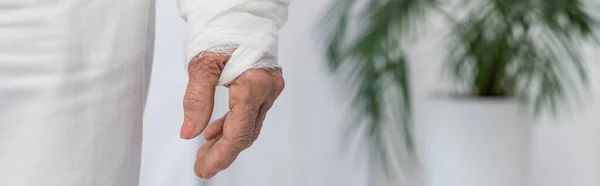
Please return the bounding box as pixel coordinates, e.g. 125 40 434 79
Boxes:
177 0 290 86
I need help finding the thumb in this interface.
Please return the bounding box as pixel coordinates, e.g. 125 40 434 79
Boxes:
181 54 229 139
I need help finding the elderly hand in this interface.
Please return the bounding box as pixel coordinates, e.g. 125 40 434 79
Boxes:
179 52 284 179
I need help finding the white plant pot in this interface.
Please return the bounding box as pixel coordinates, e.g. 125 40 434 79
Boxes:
417 97 532 186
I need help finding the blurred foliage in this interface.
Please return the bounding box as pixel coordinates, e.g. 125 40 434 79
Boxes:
321 0 597 183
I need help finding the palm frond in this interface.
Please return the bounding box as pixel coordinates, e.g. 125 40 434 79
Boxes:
445 0 596 116
321 0 597 184
321 0 437 182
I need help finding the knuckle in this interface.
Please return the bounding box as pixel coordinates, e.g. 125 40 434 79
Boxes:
183 93 205 109
250 132 260 142
184 89 204 100
273 70 285 91
231 133 253 151
183 85 213 108
231 101 260 116
189 55 228 79
274 77 285 93
244 68 271 84
185 82 210 97
200 64 222 78
207 152 224 170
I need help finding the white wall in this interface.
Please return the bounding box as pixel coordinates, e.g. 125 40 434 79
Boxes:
142 0 600 185
528 45 600 186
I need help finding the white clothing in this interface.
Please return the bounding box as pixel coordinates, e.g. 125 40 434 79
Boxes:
0 0 289 185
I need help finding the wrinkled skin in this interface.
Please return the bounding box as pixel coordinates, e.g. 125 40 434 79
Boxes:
179 52 285 178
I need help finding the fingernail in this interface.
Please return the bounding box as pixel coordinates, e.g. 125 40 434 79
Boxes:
180 119 195 139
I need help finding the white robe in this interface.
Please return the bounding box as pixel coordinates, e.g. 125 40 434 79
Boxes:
0 0 289 185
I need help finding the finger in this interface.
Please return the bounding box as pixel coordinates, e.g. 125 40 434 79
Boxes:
251 104 270 142
194 136 220 178
251 69 285 142
204 112 228 141
196 135 220 159
181 76 216 139
180 55 228 140
195 102 259 178
194 68 283 178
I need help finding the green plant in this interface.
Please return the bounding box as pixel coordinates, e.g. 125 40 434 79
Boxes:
322 0 597 182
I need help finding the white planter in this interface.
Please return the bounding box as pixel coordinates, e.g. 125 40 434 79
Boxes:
417 97 532 186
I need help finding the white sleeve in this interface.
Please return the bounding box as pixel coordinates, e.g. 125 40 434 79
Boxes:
177 0 290 86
